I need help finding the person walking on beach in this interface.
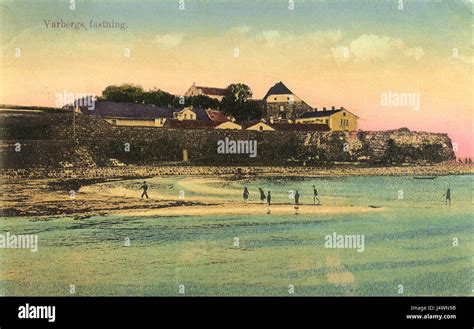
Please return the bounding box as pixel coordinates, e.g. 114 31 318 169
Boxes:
259 188 266 203
294 190 301 215
267 191 272 206
243 187 249 203
140 181 149 199
313 185 320 205
444 188 451 206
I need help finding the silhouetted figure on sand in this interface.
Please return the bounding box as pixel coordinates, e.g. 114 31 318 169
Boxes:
313 185 320 205
294 190 300 205
243 187 249 203
444 188 451 206
259 188 266 203
267 191 272 206
140 181 149 199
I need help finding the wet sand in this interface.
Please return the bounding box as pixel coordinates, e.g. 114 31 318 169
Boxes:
83 178 383 217
124 203 382 217
1 176 383 218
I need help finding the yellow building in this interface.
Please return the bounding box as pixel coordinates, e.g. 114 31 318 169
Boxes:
295 107 358 131
173 107 196 120
104 118 167 127
163 119 242 130
215 121 242 130
241 119 275 131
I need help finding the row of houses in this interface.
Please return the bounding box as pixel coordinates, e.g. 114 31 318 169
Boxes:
77 101 330 132
76 81 359 132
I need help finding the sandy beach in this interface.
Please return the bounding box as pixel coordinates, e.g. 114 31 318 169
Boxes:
1 173 388 218
85 178 383 217
124 204 382 217
1 163 471 218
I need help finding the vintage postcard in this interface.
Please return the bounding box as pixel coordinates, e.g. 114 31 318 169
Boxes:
0 0 472 323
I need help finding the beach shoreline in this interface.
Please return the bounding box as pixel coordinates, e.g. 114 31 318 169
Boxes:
0 176 384 219
1 162 472 180
1 163 471 219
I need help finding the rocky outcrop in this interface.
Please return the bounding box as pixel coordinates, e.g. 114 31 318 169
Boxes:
355 129 455 164
0 111 456 168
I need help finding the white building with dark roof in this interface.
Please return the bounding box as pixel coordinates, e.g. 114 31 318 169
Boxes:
263 81 302 104
263 81 313 120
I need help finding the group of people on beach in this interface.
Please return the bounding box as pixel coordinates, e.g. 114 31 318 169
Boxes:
243 185 321 206
139 180 321 206
138 180 452 207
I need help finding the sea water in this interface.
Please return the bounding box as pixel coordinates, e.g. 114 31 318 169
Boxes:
0 175 472 296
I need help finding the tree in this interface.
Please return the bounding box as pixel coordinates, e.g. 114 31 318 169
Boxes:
101 85 182 108
185 95 220 109
221 83 252 115
101 84 145 103
241 100 265 121
221 83 263 121
144 89 180 108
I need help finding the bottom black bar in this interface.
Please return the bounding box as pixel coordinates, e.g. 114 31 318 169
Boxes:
0 297 472 328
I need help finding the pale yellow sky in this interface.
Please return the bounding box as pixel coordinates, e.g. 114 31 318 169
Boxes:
1 1 472 156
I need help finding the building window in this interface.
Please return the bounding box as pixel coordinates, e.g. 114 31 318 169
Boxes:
274 97 277 101
184 114 187 119
339 119 349 127
259 126 263 131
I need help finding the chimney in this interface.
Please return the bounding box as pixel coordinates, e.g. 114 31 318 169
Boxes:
341 106 345 110
314 107 317 112
331 106 335 110
323 107 326 111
